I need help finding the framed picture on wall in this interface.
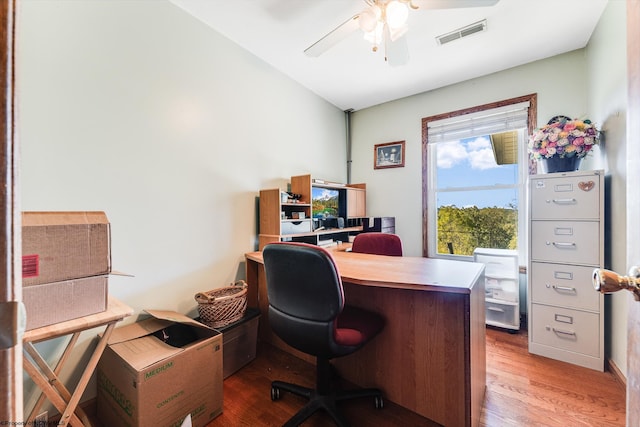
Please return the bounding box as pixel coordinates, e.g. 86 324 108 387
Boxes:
374 141 405 169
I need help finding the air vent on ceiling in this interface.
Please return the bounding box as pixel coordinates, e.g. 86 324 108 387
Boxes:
436 19 487 46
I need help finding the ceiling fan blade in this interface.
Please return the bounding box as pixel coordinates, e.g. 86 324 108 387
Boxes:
409 0 499 10
304 14 361 57
385 32 409 67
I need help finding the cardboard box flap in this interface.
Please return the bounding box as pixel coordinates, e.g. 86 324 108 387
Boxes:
144 309 213 330
109 335 184 371
107 310 211 346
111 270 134 277
22 211 109 226
107 317 173 345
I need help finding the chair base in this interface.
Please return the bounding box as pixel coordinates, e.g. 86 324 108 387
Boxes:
271 380 383 427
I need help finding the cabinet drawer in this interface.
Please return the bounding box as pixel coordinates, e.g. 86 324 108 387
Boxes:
530 304 600 357
486 278 518 302
281 220 312 235
530 173 601 220
530 221 600 265
530 262 600 311
486 300 518 328
474 252 518 279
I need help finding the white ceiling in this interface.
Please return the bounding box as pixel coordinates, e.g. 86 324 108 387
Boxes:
169 0 609 111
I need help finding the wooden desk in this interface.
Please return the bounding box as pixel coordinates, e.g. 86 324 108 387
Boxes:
245 249 486 427
23 296 133 426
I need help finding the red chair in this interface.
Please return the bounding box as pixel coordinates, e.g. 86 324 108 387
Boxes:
263 242 385 426
351 232 403 256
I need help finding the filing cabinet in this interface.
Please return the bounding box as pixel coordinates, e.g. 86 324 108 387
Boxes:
528 169 604 371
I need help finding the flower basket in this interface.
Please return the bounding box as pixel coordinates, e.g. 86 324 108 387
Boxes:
528 116 599 172
539 156 582 173
195 280 248 328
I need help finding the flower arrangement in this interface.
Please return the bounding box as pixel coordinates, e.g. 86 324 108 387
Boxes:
528 116 599 160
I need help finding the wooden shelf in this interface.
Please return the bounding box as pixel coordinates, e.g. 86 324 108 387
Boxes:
258 174 367 250
282 203 310 207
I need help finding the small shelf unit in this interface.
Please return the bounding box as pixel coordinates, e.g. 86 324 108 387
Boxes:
474 248 520 331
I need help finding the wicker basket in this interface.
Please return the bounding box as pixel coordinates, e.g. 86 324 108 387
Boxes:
195 280 248 328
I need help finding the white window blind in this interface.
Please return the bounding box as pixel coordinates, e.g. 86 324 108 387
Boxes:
427 101 530 143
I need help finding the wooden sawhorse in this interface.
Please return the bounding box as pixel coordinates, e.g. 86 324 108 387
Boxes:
23 296 133 426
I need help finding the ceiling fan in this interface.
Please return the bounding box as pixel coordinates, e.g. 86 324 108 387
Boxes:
304 0 499 66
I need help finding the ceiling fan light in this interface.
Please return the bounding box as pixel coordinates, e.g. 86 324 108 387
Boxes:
386 1 409 30
363 21 384 47
359 5 381 33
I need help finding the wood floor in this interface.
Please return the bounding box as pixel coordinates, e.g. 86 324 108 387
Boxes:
205 326 626 427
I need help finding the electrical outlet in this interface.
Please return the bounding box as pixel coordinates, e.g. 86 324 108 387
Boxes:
34 411 47 427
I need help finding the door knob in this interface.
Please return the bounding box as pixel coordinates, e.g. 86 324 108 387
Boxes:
592 266 640 301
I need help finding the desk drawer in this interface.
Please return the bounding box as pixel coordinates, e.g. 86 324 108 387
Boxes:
281 220 312 235
530 262 600 311
530 221 600 265
530 304 600 357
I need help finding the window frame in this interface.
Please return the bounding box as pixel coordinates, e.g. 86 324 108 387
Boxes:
420 94 538 258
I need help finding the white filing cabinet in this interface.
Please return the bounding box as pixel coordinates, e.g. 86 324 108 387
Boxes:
528 169 604 371
474 248 519 331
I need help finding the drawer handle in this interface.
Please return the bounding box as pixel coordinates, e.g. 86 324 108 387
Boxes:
487 307 505 313
549 198 577 204
552 327 576 337
547 284 576 293
550 242 576 248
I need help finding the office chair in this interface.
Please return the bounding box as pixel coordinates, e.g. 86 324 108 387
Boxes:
262 242 385 427
351 232 403 256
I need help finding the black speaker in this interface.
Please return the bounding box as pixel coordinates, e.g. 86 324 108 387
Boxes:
337 217 344 229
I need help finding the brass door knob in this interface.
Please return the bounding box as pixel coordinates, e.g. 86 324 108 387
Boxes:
593 267 640 300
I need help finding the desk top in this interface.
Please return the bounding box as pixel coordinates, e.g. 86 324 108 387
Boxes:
245 248 484 294
24 296 134 343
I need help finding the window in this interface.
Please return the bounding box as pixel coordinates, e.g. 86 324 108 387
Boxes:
421 94 537 260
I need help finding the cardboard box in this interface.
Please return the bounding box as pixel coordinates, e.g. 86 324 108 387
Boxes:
215 308 260 379
22 211 111 287
23 275 108 331
97 310 223 427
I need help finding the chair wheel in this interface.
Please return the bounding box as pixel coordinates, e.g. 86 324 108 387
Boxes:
374 395 384 409
271 385 281 401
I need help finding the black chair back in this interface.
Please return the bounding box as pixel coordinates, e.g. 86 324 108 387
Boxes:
263 242 344 357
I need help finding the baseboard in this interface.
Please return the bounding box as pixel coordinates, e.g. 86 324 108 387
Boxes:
607 358 627 388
